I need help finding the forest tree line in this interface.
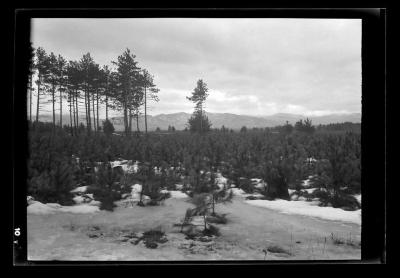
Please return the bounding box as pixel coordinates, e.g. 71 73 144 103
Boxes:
27 44 159 136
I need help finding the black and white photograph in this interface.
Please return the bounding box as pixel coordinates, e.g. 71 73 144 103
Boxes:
13 10 386 263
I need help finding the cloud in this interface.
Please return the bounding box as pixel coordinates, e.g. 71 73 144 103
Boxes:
30 18 361 116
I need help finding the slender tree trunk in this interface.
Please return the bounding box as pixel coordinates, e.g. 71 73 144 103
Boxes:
73 91 77 133
75 90 79 132
29 76 32 122
200 108 203 133
123 93 128 136
87 87 92 133
212 195 215 216
92 90 96 132
69 91 73 136
129 109 132 135
76 91 79 129
96 90 99 130
136 113 140 134
84 89 88 131
52 84 56 129
36 78 41 123
105 95 108 121
144 85 147 134
59 86 63 127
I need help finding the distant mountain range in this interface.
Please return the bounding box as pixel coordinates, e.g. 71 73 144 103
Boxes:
36 112 361 131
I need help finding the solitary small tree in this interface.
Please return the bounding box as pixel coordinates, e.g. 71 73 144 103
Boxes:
103 119 115 136
187 79 211 133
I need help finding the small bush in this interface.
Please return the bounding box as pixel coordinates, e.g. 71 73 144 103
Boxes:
87 164 123 211
267 245 291 255
28 159 76 205
103 119 115 136
207 213 228 224
245 195 260 200
202 224 220 237
238 177 253 193
316 190 360 210
141 228 168 248
330 233 345 245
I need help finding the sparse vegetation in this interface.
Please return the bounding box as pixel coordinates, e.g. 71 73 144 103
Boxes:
266 245 292 255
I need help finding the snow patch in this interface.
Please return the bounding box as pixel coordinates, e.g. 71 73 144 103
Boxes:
59 205 100 214
87 200 101 207
354 194 361 204
73 195 86 204
45 203 63 209
169 191 188 199
215 173 228 189
27 196 36 205
28 202 57 215
28 202 100 215
131 184 142 194
70 186 88 193
303 188 318 194
110 160 139 173
251 178 262 183
245 199 361 225
230 188 246 196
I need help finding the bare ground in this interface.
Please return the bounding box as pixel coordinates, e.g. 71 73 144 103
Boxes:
27 196 361 261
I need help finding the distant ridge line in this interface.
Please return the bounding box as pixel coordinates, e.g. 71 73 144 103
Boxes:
36 112 361 131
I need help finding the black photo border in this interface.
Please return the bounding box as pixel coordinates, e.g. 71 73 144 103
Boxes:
11 8 386 266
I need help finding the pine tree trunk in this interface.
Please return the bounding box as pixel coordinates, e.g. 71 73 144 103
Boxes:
69 91 73 136
52 85 56 129
75 91 79 133
36 79 40 123
96 90 99 130
59 86 63 127
92 91 96 132
84 90 88 131
105 95 108 121
123 93 128 136
87 87 91 133
136 113 140 134
29 76 32 122
200 104 203 133
123 105 128 136
73 91 77 133
144 85 147 134
212 195 215 216
128 109 132 135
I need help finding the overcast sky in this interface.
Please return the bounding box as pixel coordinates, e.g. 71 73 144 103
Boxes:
30 18 361 117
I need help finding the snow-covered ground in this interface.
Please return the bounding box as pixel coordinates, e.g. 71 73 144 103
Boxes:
28 196 361 260
70 186 88 193
28 201 100 215
167 191 189 199
160 189 188 199
27 170 361 260
109 160 139 173
215 173 228 190
227 174 362 225
245 199 361 225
